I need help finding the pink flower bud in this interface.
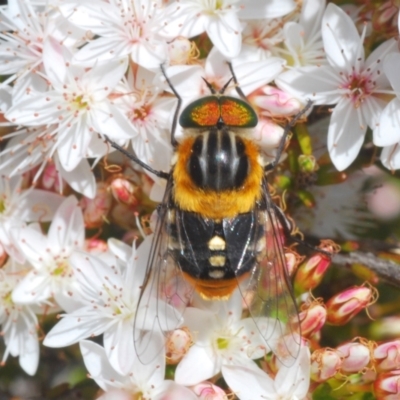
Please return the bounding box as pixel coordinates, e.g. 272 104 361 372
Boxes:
84 238 108 254
252 117 284 150
326 284 377 325
191 382 227 400
41 162 63 192
299 300 327 337
374 371 400 399
285 250 303 278
337 339 372 373
110 177 139 206
250 85 303 117
168 36 198 65
295 240 339 292
165 328 192 365
0 242 7 267
311 348 342 382
375 341 400 372
80 182 113 228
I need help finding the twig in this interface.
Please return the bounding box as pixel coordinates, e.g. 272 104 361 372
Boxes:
332 251 400 288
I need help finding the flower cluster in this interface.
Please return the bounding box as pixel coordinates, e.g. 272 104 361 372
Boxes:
1 0 400 399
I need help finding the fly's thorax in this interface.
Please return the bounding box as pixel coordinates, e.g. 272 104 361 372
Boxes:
172 128 264 219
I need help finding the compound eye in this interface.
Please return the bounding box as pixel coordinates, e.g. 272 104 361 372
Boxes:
179 97 220 128
220 97 258 128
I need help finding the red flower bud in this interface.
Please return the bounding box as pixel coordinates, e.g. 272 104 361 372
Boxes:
299 300 327 337
375 341 400 372
374 370 400 399
326 284 377 325
110 177 139 206
295 240 339 292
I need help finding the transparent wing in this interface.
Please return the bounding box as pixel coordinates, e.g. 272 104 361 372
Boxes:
238 179 301 366
133 178 196 363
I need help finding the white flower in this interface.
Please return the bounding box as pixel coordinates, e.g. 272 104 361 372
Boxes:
223 345 311 400
0 259 40 376
379 52 400 170
11 195 85 312
240 18 286 62
0 175 64 262
0 128 97 198
282 0 327 67
175 291 276 386
59 0 170 69
43 237 179 375
80 335 198 400
0 0 82 86
112 66 175 175
162 0 296 59
276 3 397 171
4 39 131 197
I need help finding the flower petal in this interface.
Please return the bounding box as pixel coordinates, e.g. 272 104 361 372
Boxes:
206 13 242 59
381 143 400 170
239 0 296 19
44 308 111 347
80 340 125 391
276 66 340 104
57 157 97 199
383 51 400 94
327 98 367 171
175 345 218 385
322 3 362 71
374 98 400 147
222 364 275 400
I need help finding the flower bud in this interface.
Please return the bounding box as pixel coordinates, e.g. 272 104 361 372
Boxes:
251 85 303 117
80 182 113 228
168 36 198 65
84 238 108 254
374 371 400 400
374 341 400 372
326 284 377 325
191 382 227 400
299 300 327 337
252 118 284 151
295 240 339 292
0 242 7 267
165 328 192 365
110 177 139 207
311 348 342 382
285 249 302 278
298 155 318 174
337 339 372 373
41 162 63 192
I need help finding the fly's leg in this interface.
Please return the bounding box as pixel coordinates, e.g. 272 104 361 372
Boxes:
227 62 247 100
104 135 169 180
265 100 313 173
272 202 332 257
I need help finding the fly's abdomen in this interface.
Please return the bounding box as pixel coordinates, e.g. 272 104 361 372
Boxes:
166 207 266 299
188 128 249 191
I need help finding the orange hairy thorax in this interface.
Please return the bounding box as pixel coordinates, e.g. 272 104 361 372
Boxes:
172 135 264 219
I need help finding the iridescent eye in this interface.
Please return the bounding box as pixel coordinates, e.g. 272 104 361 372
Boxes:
179 97 220 128
179 96 258 128
219 96 258 128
